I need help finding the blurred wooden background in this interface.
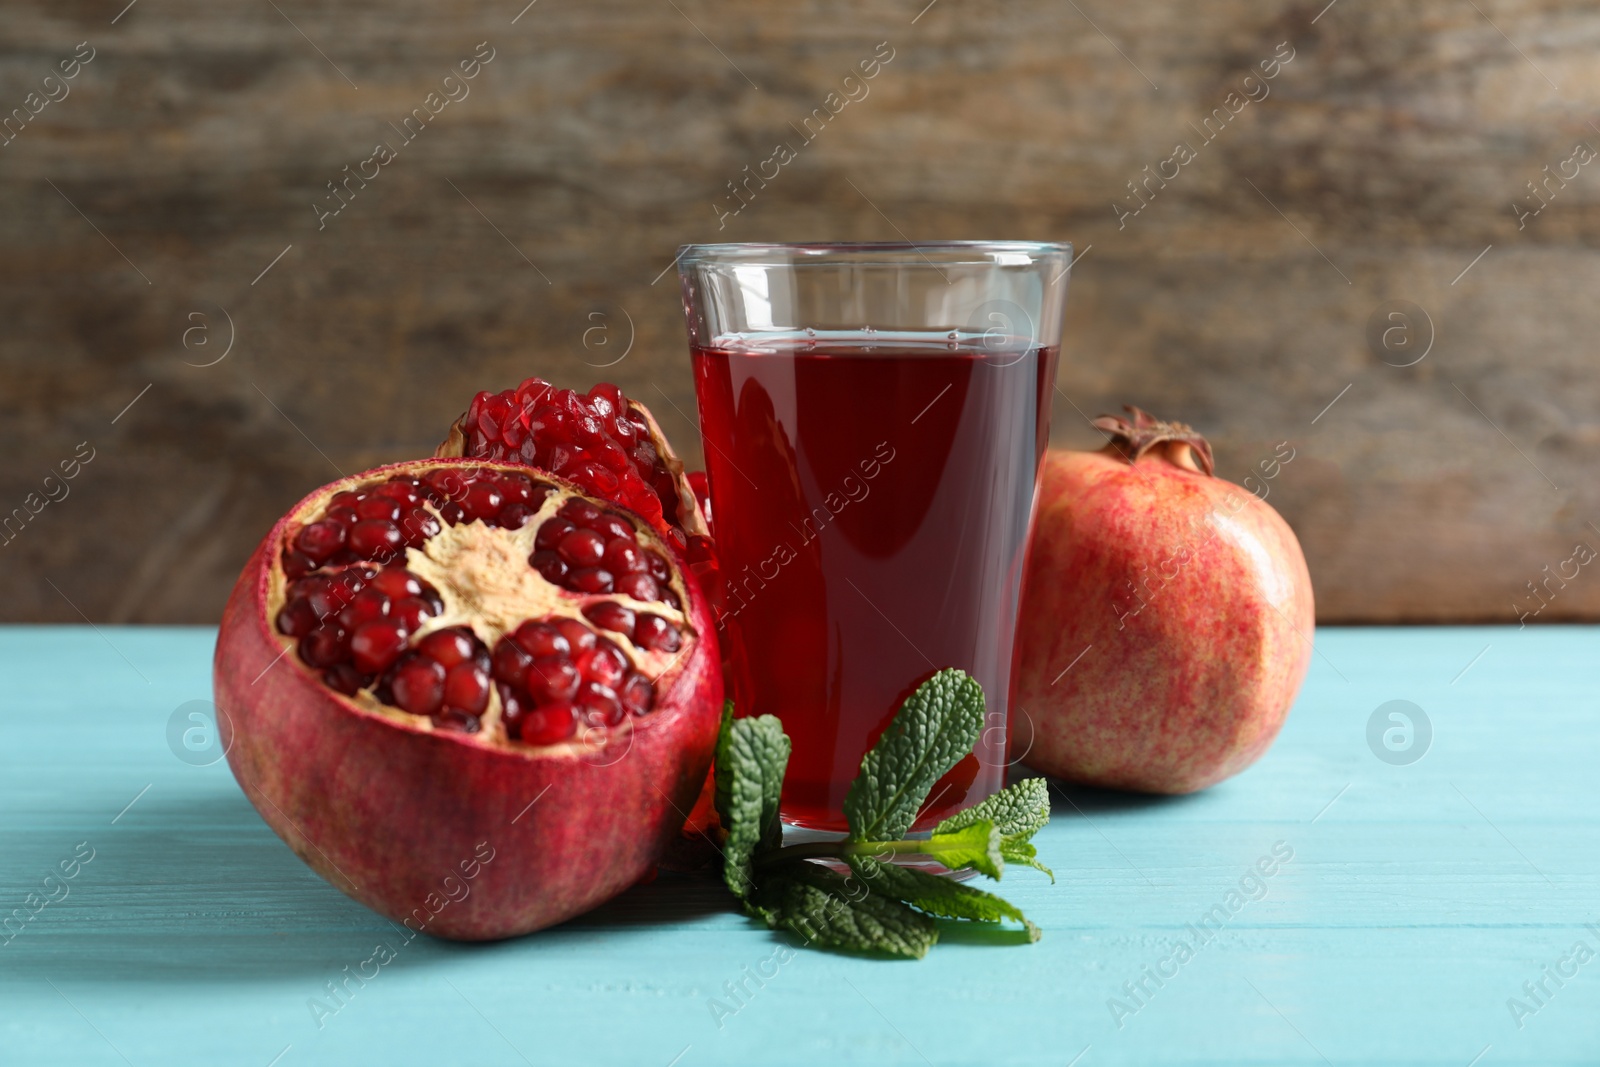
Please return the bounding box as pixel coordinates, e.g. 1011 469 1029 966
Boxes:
1 0 1596 624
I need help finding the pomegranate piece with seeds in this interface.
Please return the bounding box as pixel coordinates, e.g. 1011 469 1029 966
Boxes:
214 458 721 940
271 468 684 736
437 377 710 549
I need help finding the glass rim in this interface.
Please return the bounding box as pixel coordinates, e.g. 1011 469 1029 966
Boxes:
676 240 1072 269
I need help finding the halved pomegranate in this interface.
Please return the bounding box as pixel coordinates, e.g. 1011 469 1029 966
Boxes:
214 458 721 940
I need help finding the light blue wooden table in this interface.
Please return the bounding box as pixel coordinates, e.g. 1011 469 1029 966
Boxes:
2 626 1595 1065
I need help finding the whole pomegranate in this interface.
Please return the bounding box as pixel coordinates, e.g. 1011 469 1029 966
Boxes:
214 458 721 939
1015 408 1313 793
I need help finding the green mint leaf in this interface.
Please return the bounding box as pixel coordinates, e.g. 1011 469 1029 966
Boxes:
848 855 1041 942
713 702 790 900
844 669 987 843
922 820 1004 880
753 862 938 959
999 836 1055 883
933 776 1050 840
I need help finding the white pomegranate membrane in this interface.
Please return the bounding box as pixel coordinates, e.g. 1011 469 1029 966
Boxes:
270 464 693 746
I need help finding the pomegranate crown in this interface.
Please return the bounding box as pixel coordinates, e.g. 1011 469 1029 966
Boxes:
1092 406 1215 476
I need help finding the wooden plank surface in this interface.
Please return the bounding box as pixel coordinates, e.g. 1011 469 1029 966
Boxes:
1 624 1596 1064
0 1 1598 623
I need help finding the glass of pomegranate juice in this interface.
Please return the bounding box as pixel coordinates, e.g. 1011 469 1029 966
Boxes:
679 241 1071 832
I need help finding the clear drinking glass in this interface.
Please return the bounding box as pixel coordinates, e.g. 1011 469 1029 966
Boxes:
679 241 1071 831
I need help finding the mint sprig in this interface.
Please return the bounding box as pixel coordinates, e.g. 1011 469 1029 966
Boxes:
712 668 1053 958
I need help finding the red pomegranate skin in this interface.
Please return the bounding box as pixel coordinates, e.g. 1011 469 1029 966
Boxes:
1016 442 1314 794
214 461 722 940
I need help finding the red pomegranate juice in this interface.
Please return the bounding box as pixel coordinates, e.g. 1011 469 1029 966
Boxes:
692 334 1058 831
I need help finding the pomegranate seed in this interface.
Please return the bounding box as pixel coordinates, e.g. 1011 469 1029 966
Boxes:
439 502 465 524
336 587 390 631
588 512 633 541
323 663 366 695
300 626 348 668
324 506 359 527
341 567 373 598
509 624 564 661
558 528 607 567
544 443 575 472
634 614 682 653
578 642 627 689
300 578 340 621
572 414 605 447
370 566 421 600
496 502 535 529
443 663 491 715
569 567 614 594
525 656 580 702
372 480 421 505
645 551 671 582
350 619 409 673
500 474 539 506
530 550 569 584
349 520 404 559
535 518 575 551
400 507 441 547
296 520 347 563
580 686 624 728
492 639 533 683
425 469 468 502
390 657 446 716
433 708 480 733
418 628 476 669
583 601 635 637
603 538 646 575
553 618 597 653
520 703 577 745
594 441 630 474
283 551 315 578
516 379 553 407
560 498 602 526
498 684 527 733
391 596 432 630
276 599 317 638
356 496 403 522
574 461 619 496
464 484 503 522
620 671 654 714
614 573 659 602
329 491 361 510
288 574 325 597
